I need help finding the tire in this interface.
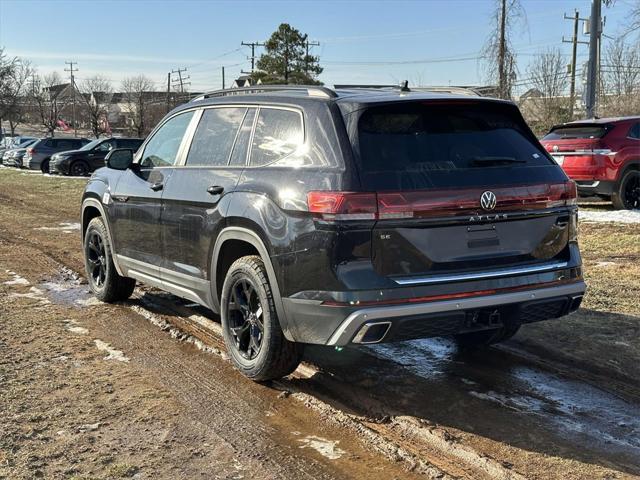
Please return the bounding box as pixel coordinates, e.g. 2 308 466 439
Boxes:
220 255 303 381
70 160 89 176
612 169 640 210
453 323 521 349
40 159 50 174
83 217 136 302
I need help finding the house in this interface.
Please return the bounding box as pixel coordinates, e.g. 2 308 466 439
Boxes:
231 75 261 88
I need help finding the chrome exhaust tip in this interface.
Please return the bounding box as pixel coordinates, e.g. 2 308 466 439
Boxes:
352 321 392 344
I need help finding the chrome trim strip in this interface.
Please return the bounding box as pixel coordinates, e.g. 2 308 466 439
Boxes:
326 281 586 346
393 261 570 286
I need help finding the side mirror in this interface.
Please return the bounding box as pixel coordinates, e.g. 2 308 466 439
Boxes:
106 148 134 170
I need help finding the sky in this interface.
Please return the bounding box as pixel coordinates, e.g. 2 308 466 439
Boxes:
0 0 638 96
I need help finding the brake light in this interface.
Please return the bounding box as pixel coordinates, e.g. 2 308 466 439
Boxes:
307 191 377 220
27 147 34 154
308 182 577 221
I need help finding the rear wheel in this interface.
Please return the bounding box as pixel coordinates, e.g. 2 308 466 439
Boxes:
84 217 135 302
612 170 640 210
453 323 520 349
70 160 89 176
221 255 303 381
40 159 50 174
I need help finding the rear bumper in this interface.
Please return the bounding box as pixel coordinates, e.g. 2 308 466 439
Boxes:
284 280 586 346
575 180 614 197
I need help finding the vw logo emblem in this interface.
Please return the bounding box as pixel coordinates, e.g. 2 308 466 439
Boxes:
480 191 497 211
553 145 559 152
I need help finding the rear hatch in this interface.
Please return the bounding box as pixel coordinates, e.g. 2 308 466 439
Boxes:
540 123 613 178
350 100 575 280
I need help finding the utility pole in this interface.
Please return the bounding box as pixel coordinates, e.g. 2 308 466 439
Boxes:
563 11 589 119
585 0 602 118
166 72 171 113
171 68 190 102
222 66 225 89
241 41 265 73
64 61 78 136
497 0 507 99
304 39 320 74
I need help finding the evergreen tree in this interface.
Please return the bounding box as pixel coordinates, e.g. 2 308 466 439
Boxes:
252 24 323 85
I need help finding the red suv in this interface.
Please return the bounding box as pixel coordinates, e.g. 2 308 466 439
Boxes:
540 116 640 209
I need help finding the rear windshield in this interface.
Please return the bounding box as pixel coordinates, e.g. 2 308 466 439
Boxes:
356 102 560 190
543 125 610 140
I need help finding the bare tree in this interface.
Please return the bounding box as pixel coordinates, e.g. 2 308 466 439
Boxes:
523 49 571 132
79 75 113 138
31 72 70 137
121 75 155 137
3 60 33 135
600 38 640 116
482 0 525 99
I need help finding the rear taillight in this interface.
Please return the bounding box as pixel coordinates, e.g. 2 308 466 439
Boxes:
308 182 578 221
306 191 377 220
27 147 34 154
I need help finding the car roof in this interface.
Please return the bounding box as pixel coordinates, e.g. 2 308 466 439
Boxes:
559 116 640 126
180 85 513 116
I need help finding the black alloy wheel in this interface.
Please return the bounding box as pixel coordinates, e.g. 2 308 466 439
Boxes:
622 171 640 210
86 230 107 288
70 161 89 176
227 277 264 360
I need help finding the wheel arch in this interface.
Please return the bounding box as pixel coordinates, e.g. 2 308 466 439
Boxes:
211 226 294 341
81 198 124 276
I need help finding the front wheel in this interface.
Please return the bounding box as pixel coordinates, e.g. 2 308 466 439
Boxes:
40 159 50 174
612 170 640 210
84 217 135 302
221 255 303 381
70 160 89 176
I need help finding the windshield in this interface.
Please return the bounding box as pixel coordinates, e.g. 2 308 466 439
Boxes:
543 125 610 140
80 139 104 151
356 102 559 190
17 139 37 148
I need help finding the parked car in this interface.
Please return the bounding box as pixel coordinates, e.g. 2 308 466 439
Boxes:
1 138 39 167
50 137 144 176
0 135 36 159
80 85 586 381
24 137 90 173
540 116 640 209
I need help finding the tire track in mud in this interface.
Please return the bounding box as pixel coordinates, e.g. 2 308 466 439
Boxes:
0 230 431 480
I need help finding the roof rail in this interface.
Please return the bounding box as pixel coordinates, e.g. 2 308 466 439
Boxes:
334 80 411 92
191 85 338 102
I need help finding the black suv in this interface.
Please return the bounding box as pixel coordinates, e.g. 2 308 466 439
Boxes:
80 85 586 381
50 137 144 176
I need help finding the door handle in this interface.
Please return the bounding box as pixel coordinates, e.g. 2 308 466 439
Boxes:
150 182 163 192
207 185 224 195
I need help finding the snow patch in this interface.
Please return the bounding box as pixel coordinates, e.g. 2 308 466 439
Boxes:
75 296 102 307
3 272 30 285
63 319 88 335
8 286 50 304
298 435 346 460
94 339 129 362
579 209 640 224
35 222 81 232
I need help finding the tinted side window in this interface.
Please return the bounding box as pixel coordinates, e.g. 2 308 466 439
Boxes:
56 140 75 150
186 107 246 167
141 111 194 167
229 108 256 166
628 123 640 139
42 139 53 147
250 108 303 167
118 139 143 150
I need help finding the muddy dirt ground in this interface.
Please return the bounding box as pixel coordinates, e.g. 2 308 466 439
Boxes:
1 167 639 480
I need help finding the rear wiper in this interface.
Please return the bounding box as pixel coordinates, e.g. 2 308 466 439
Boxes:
470 156 526 166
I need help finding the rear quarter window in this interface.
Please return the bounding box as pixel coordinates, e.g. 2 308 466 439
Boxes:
250 108 304 167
